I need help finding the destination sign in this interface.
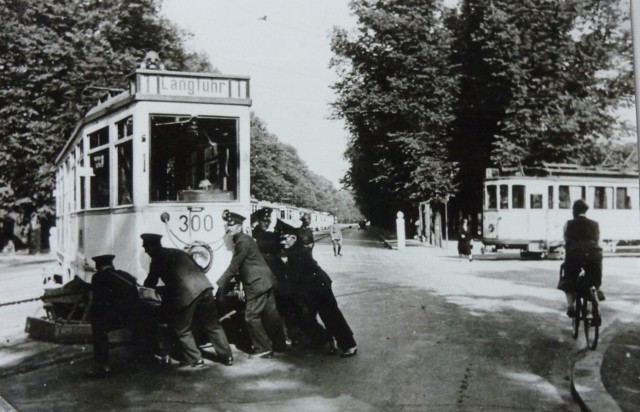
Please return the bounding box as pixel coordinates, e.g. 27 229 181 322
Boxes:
136 73 249 99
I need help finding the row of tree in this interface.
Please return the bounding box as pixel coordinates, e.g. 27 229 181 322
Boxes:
0 0 361 250
330 0 634 229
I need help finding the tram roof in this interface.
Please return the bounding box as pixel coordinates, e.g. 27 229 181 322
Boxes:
55 67 251 165
485 162 639 180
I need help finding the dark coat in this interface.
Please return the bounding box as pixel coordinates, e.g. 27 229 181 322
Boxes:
91 267 138 321
253 226 288 290
564 215 600 262
297 226 315 250
217 232 276 300
558 215 603 292
457 226 472 256
285 242 332 294
143 248 213 310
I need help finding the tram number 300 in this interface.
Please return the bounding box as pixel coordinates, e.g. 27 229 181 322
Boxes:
179 214 215 232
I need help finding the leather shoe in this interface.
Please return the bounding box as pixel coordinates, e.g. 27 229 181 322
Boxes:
178 359 207 368
340 346 358 358
249 350 273 359
219 355 234 366
596 289 606 301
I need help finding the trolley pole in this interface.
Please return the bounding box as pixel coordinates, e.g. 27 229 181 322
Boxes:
631 0 640 213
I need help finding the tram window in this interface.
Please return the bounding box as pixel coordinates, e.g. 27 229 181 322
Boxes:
616 187 632 209
512 185 525 209
530 194 543 209
150 115 238 202
559 185 585 209
90 149 110 208
594 187 612 209
117 116 133 140
117 141 133 205
548 186 554 209
486 185 497 209
77 144 85 210
89 127 109 148
500 185 509 209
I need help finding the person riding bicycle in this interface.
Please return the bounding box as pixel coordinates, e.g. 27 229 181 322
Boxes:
557 199 605 318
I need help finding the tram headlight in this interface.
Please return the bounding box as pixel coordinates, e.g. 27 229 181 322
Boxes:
187 241 213 272
160 212 170 223
488 224 495 233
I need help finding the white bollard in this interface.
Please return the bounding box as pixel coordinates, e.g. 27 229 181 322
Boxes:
396 211 406 250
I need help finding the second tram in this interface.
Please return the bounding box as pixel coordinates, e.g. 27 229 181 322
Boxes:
482 163 640 257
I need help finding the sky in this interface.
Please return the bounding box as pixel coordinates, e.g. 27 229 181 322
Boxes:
162 0 358 188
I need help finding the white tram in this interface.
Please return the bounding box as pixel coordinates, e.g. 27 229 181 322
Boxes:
53 55 252 283
482 163 640 257
249 198 334 232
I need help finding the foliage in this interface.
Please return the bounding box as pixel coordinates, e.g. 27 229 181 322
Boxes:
331 0 633 227
448 0 633 219
0 0 211 228
330 0 460 227
250 114 363 222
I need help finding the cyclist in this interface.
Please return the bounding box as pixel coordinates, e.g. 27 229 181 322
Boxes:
557 199 605 318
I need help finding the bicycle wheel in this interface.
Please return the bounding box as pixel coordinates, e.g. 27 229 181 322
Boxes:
572 297 580 339
586 297 600 350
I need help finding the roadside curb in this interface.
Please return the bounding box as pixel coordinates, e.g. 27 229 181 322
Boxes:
570 320 622 412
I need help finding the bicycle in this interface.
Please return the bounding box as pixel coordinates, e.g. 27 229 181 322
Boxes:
562 264 601 350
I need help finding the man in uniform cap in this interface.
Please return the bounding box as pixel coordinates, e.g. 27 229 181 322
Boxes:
141 233 233 368
86 254 162 377
217 210 286 358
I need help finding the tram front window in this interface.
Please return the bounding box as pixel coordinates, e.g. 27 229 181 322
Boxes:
149 115 238 202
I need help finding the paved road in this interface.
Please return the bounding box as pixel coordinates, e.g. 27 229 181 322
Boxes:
0 229 638 411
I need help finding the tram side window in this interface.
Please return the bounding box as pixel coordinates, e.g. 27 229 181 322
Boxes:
615 187 632 209
117 141 133 205
559 185 585 209
150 115 238 202
88 127 110 208
512 185 525 209
486 185 497 209
548 186 554 209
593 186 612 209
500 185 509 209
530 194 543 209
90 149 110 208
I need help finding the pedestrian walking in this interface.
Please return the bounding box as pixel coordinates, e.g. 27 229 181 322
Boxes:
217 211 287 358
141 233 233 368
330 217 343 256
457 218 473 261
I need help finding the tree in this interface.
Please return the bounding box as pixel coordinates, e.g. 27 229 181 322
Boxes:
250 113 362 221
0 0 211 245
330 0 460 229
449 0 633 222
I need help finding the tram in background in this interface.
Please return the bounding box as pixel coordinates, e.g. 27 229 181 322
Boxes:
250 198 334 231
481 163 640 258
53 53 252 284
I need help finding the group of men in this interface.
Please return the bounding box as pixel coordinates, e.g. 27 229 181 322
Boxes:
85 208 356 377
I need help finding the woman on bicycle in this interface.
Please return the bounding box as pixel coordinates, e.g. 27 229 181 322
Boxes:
557 199 604 317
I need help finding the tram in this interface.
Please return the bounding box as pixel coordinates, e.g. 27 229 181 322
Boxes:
250 198 334 231
53 53 252 284
481 163 640 257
